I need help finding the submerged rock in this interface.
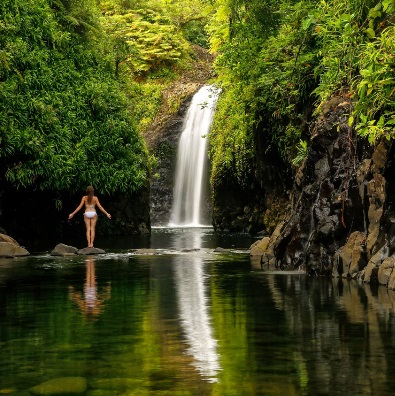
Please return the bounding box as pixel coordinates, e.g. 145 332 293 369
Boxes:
29 377 87 395
89 377 144 391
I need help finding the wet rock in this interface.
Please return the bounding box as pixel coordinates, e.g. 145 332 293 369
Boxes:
0 233 30 257
250 237 270 256
256 95 395 281
77 247 106 255
366 172 386 257
387 259 395 290
332 231 366 278
89 377 143 392
0 242 30 258
363 261 380 284
260 222 285 268
29 377 87 395
0 233 19 245
363 245 389 283
256 97 362 274
378 256 395 286
108 188 151 235
50 243 78 256
317 214 338 241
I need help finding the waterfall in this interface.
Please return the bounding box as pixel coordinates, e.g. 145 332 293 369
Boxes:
169 85 220 227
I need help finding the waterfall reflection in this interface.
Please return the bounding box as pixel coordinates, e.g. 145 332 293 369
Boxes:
173 232 221 382
69 258 111 318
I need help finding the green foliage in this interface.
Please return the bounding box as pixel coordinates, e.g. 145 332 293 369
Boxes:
101 8 191 77
183 19 210 48
311 0 395 143
209 85 254 189
292 140 308 166
352 23 395 143
208 0 395 193
208 0 320 188
0 0 149 194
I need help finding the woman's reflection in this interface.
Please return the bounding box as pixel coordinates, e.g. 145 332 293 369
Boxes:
69 258 111 317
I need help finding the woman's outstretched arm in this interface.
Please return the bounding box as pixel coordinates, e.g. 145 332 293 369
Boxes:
68 197 85 219
95 197 111 219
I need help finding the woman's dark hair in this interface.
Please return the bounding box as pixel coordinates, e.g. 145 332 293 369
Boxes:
86 186 94 204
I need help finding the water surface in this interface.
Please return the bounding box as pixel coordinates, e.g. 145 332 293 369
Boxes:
1 228 395 395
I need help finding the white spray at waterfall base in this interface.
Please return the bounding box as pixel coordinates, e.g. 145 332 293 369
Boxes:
169 85 220 227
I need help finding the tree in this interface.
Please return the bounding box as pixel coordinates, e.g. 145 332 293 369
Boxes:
0 0 150 195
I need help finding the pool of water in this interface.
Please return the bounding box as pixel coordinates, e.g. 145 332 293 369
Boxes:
1 228 395 395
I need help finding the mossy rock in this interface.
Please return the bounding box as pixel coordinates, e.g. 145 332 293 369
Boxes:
89 378 144 391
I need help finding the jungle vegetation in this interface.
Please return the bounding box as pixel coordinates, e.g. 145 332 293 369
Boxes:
207 0 395 191
1 0 394 206
0 0 207 198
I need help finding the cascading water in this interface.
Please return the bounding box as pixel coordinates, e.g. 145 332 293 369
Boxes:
169 85 220 227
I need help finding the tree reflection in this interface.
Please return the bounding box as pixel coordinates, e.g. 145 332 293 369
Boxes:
69 257 111 318
266 274 395 395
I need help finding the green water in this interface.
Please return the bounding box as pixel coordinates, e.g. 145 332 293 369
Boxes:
1 229 395 395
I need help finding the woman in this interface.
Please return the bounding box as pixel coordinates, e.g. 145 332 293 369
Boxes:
68 186 111 248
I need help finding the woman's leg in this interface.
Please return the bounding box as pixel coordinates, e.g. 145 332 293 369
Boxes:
90 216 98 248
84 216 92 247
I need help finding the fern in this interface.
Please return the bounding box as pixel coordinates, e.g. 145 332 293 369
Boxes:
292 140 308 167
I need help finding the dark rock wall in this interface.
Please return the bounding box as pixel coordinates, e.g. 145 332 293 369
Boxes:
0 186 65 250
212 182 265 233
258 94 395 287
212 118 290 234
259 97 368 272
0 183 150 251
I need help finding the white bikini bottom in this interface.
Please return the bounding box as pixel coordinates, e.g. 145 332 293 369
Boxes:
84 211 97 219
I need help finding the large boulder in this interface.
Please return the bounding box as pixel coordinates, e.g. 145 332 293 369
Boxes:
250 237 270 256
0 233 20 245
0 233 30 257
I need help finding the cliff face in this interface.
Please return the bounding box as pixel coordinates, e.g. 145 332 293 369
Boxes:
211 123 290 234
258 95 395 287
